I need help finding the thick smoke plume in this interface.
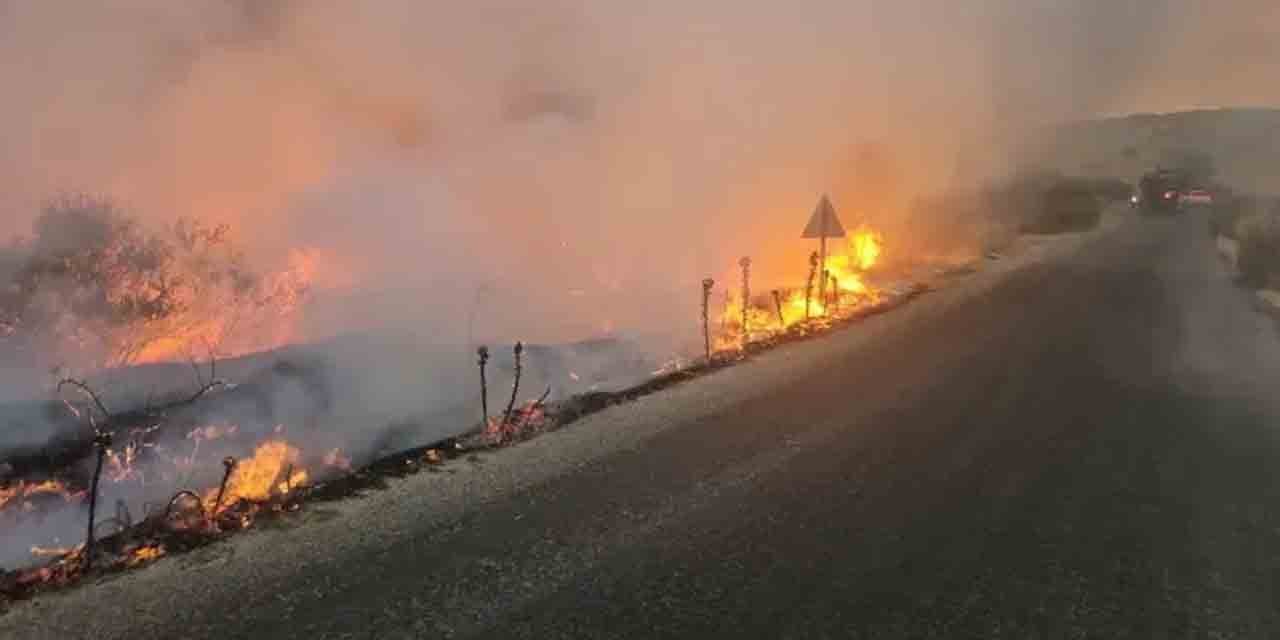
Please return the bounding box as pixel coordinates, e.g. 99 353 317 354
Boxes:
3 1 1279 339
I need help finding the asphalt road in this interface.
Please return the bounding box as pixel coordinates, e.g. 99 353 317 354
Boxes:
7 210 1280 638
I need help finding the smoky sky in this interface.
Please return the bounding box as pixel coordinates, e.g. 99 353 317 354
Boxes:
983 0 1279 123
7 0 1280 570
1 0 1278 346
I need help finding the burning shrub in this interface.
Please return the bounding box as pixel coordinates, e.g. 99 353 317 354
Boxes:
0 194 312 373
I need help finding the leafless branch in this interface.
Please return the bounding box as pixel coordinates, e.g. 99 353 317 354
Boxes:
57 352 224 434
168 378 225 412
153 352 224 414
531 386 552 410
56 378 113 422
186 336 219 389
162 490 205 525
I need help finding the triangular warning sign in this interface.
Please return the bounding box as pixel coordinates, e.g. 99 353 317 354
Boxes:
801 194 847 238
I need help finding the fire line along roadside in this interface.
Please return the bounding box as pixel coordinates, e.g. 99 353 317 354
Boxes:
2 190 926 605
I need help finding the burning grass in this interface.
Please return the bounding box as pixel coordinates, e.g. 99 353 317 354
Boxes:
0 287 928 608
0 479 84 513
0 223 938 610
0 440 318 603
201 440 307 512
0 412 332 603
471 390 552 448
715 227 885 351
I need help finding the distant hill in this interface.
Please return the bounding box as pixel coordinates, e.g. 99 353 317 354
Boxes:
1024 108 1280 195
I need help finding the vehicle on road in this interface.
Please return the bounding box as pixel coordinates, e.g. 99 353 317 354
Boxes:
1138 167 1189 215
1179 189 1214 210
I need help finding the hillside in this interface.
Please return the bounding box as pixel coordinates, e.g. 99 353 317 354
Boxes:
1027 108 1280 194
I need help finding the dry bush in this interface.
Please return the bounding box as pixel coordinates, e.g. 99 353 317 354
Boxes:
891 172 1120 261
982 172 1108 236
1023 178 1103 234
1210 193 1277 240
1235 209 1280 288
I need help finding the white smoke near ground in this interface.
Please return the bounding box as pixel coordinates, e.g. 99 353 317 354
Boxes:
1 0 1280 568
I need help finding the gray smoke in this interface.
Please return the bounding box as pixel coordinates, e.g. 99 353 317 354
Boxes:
1 0 1279 567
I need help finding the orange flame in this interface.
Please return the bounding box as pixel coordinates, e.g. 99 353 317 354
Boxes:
713 226 886 351
1 479 83 512
29 545 77 558
127 545 165 566
129 247 319 366
203 439 308 512
822 227 883 297
850 226 883 271
105 441 150 484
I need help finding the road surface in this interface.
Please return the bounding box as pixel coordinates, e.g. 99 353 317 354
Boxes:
6 211 1280 638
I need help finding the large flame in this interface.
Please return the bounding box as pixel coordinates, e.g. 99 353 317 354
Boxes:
822 227 883 297
203 439 308 512
850 226 883 271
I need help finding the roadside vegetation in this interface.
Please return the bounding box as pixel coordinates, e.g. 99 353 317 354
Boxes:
1210 193 1279 240
1027 109 1280 290
887 171 1128 270
1037 108 1280 198
0 195 310 376
1222 197 1280 288
989 172 1129 236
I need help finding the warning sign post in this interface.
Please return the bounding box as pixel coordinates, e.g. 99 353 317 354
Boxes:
801 194 847 313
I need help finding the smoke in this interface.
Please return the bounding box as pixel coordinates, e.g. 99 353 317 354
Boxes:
2 0 1280 565
4 1 1279 317
0 0 1276 406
